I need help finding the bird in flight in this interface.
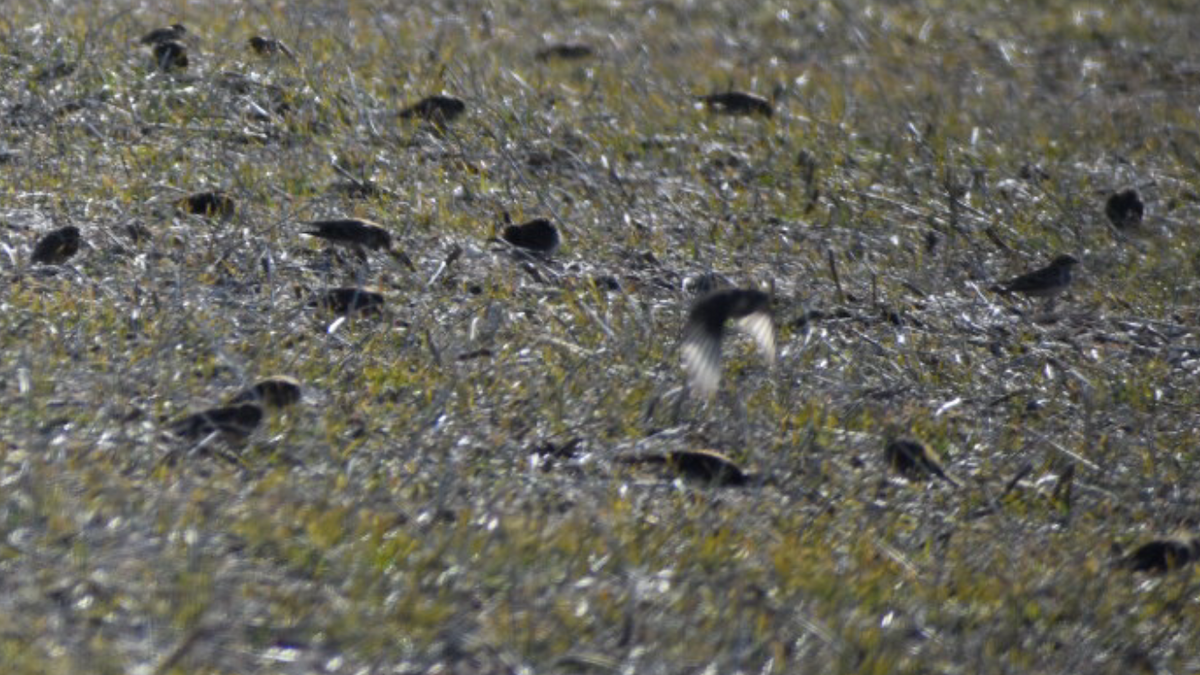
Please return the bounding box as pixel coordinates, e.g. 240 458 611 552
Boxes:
682 288 775 397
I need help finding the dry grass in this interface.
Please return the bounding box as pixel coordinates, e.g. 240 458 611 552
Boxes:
3 0 1200 673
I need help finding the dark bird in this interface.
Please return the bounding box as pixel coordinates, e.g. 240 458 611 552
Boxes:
398 95 466 126
1123 536 1200 573
990 254 1079 299
697 91 773 118
682 288 775 397
178 191 235 218
535 43 595 61
140 23 186 46
501 217 560 255
170 404 263 442
1105 188 1144 231
31 225 81 265
152 41 189 71
248 36 295 59
616 449 753 487
311 287 385 316
302 218 392 251
884 439 959 486
230 376 302 408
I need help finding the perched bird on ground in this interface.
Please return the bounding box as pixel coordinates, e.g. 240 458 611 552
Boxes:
329 179 387 200
501 217 560 255
884 438 960 486
1122 536 1200 573
152 41 189 71
302 218 414 269
248 36 295 60
230 376 303 408
311 287 385 316
535 43 595 61
398 95 466 126
140 23 186 46
990 254 1079 299
170 404 263 442
301 218 392 251
178 191 236 218
682 288 775 397
616 449 753 487
1105 188 1144 231
697 91 773 118
31 225 81 265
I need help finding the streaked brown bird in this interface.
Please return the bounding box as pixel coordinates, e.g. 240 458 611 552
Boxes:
399 95 466 126
248 36 295 59
991 254 1079 299
884 439 959 486
535 43 595 61
230 376 302 408
616 449 752 487
1105 188 1144 231
140 23 186 46
178 191 235 218
682 288 775 397
170 403 263 442
501 217 560 255
697 91 773 118
152 41 189 71
31 225 81 265
302 218 392 251
311 287 385 316
1123 536 1200 573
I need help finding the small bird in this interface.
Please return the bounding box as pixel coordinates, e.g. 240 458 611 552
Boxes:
1105 188 1144 231
682 288 775 397
500 217 560 255
616 449 752 487
140 23 186 46
329 179 388 200
302 218 392 251
31 225 81 265
178 191 236 218
991 254 1079 299
312 287 385 316
1122 536 1200 573
230 376 303 408
535 43 595 61
697 91 773 118
152 41 189 71
170 403 263 442
884 439 959 486
248 36 295 60
398 95 466 126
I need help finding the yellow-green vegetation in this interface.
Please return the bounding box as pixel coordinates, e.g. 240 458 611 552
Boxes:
2 0 1200 672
